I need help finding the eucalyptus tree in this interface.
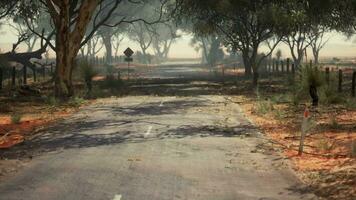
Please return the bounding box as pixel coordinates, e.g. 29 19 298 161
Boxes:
308 26 330 64
176 0 289 86
128 22 154 63
14 0 171 98
151 23 180 62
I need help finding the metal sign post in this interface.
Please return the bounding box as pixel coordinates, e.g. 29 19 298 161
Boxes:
124 48 134 80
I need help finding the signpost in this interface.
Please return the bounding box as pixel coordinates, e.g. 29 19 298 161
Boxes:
124 48 134 80
299 107 311 156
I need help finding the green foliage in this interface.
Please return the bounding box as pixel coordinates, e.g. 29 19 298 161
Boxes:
105 64 115 76
45 96 58 106
316 139 333 152
300 65 325 89
319 84 345 105
79 60 97 82
11 113 22 124
100 76 124 90
345 98 356 110
255 99 274 115
273 109 285 120
329 115 340 129
288 81 307 106
351 140 356 158
270 94 289 104
67 97 85 107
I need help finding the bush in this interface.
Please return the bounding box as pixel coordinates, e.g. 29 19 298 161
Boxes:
351 140 356 158
320 84 345 105
255 99 274 115
316 139 333 152
45 96 58 106
105 64 115 76
99 75 124 90
11 113 22 124
300 65 325 90
79 59 97 96
67 96 85 107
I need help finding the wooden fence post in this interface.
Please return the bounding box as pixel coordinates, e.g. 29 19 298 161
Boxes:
281 60 284 73
292 63 295 75
0 67 3 90
352 71 356 97
276 60 279 73
12 66 16 87
33 68 37 82
23 65 27 85
325 67 330 84
338 69 343 93
286 58 290 73
42 66 45 79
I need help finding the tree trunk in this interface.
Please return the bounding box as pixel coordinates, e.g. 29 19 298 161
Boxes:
55 40 76 98
49 0 99 98
253 71 259 87
201 38 209 64
102 34 112 64
242 51 252 76
313 49 319 64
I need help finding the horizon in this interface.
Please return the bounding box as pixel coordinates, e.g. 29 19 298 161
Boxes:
1 23 356 60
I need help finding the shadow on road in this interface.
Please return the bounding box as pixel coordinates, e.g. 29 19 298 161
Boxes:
0 123 258 160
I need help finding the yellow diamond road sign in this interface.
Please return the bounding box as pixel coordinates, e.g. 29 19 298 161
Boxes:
124 47 134 57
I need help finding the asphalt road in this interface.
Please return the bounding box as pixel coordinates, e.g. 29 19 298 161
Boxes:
0 65 316 200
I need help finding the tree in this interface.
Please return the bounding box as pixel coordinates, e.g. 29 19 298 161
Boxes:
112 28 125 58
0 0 17 19
128 22 154 64
80 34 103 59
15 0 170 98
175 0 289 86
308 26 330 64
151 23 180 62
275 49 282 61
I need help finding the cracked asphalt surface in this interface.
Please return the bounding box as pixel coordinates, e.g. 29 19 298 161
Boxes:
0 65 316 200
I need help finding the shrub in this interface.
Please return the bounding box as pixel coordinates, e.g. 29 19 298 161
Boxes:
67 96 85 107
79 59 97 96
316 139 333 152
298 65 326 106
99 76 124 90
255 99 274 115
329 115 340 129
351 140 356 158
105 64 115 77
273 109 285 120
45 96 58 106
320 84 345 105
11 113 22 124
300 65 325 90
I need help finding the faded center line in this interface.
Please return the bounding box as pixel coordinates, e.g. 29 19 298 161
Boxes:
144 126 153 137
113 194 122 200
159 100 165 107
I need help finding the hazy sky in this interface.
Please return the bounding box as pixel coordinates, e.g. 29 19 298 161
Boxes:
1 23 356 59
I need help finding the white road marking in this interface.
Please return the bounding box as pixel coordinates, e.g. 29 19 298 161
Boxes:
144 126 153 137
113 194 122 200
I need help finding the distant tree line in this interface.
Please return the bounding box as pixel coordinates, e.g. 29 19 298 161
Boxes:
0 0 356 98
174 0 356 86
